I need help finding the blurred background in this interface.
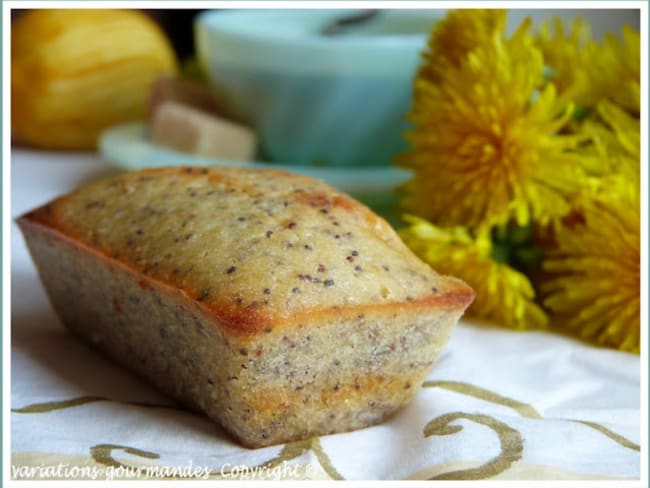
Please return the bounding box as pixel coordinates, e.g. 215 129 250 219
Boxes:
11 8 640 158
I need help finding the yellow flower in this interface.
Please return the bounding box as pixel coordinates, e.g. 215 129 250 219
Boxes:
542 94 640 351
399 216 548 329
420 9 507 80
540 91 640 352
400 11 586 229
541 175 640 352
535 19 639 114
535 17 592 105
592 100 640 160
584 26 640 114
576 100 639 180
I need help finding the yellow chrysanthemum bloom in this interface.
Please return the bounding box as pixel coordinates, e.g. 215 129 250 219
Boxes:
584 26 640 114
400 13 586 229
542 105 640 353
535 19 639 114
542 174 640 352
577 100 639 179
420 9 507 80
535 17 592 105
399 216 548 329
593 100 640 160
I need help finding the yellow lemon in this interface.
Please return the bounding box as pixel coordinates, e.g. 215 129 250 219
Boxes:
12 9 178 149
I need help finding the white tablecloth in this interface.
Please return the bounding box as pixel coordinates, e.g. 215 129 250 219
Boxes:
10 149 641 481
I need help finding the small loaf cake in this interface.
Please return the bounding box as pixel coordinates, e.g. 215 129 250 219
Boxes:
18 167 474 448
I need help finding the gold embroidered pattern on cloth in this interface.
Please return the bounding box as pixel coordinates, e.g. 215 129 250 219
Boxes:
12 379 639 480
424 412 524 479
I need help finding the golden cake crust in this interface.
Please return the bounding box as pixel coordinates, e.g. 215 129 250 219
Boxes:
23 166 474 338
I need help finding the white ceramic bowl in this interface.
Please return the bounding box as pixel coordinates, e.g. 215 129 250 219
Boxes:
195 9 443 167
